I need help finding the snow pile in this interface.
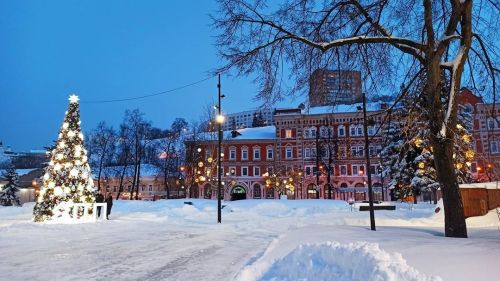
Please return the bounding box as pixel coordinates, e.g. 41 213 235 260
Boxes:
255 242 442 281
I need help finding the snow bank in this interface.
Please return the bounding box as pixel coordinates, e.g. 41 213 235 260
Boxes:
255 242 442 281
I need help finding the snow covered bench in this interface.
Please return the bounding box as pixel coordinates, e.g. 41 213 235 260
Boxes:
359 205 396 211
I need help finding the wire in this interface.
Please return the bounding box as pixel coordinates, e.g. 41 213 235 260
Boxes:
80 74 217 104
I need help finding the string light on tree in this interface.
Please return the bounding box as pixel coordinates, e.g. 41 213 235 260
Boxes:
33 94 95 222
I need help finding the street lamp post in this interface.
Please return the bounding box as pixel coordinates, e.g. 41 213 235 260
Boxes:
216 74 225 223
361 92 376 231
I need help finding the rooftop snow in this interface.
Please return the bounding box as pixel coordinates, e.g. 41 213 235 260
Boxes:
226 126 276 140
306 102 384 115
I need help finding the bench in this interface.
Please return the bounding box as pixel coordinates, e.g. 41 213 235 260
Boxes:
359 205 396 211
184 201 193 205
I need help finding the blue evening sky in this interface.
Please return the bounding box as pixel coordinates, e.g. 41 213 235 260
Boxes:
0 0 300 151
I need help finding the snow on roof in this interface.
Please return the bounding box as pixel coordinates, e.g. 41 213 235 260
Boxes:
192 126 277 142
459 182 500 190
306 102 383 115
226 126 276 140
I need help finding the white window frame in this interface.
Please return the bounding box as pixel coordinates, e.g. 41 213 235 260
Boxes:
253 166 260 177
253 147 261 160
304 148 311 159
229 166 236 176
285 129 293 139
285 147 293 159
241 166 248 176
340 165 347 176
229 148 236 160
241 147 249 160
267 147 274 160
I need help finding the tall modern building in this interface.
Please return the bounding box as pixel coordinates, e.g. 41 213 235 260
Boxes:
309 69 362 107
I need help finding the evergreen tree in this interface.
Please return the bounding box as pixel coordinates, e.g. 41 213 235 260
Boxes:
251 111 266 127
0 167 21 206
382 90 473 202
33 95 95 222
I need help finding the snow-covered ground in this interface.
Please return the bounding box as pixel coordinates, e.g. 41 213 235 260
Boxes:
0 199 499 281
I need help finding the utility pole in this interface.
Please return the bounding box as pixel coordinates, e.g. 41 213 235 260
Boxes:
362 92 376 231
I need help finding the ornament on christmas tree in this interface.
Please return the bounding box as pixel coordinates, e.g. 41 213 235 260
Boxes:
33 94 95 222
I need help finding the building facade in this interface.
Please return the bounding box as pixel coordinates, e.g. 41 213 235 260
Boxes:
309 69 362 107
458 89 500 181
188 102 390 202
221 108 274 131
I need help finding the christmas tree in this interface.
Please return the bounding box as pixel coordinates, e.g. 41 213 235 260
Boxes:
0 167 21 206
33 95 95 222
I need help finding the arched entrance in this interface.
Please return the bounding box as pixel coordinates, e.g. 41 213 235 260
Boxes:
253 183 262 199
231 186 247 201
307 183 318 199
354 183 365 201
324 183 334 199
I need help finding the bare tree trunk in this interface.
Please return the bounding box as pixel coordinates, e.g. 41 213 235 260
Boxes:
135 161 141 200
116 165 127 200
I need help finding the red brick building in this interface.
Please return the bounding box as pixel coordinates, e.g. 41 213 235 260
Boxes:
187 102 390 202
458 89 500 181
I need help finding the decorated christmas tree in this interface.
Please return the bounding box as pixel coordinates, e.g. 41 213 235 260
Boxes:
0 167 21 206
33 95 95 222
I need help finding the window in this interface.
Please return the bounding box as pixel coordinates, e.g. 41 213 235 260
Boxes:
242 166 248 176
357 146 364 157
338 126 345 137
230 148 236 160
370 165 377 175
305 166 312 176
242 148 248 160
220 167 224 177
340 165 347 175
254 166 260 176
229 167 236 176
350 126 356 136
320 126 329 137
148 185 153 192
488 118 495 130
304 128 311 138
253 148 261 160
266 166 274 175
357 127 363 135
491 141 499 153
368 126 375 136
285 129 292 138
267 148 274 160
351 147 357 157
304 148 311 158
352 165 358 176
286 147 293 159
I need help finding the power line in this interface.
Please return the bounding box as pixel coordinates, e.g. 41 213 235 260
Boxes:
80 74 217 104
